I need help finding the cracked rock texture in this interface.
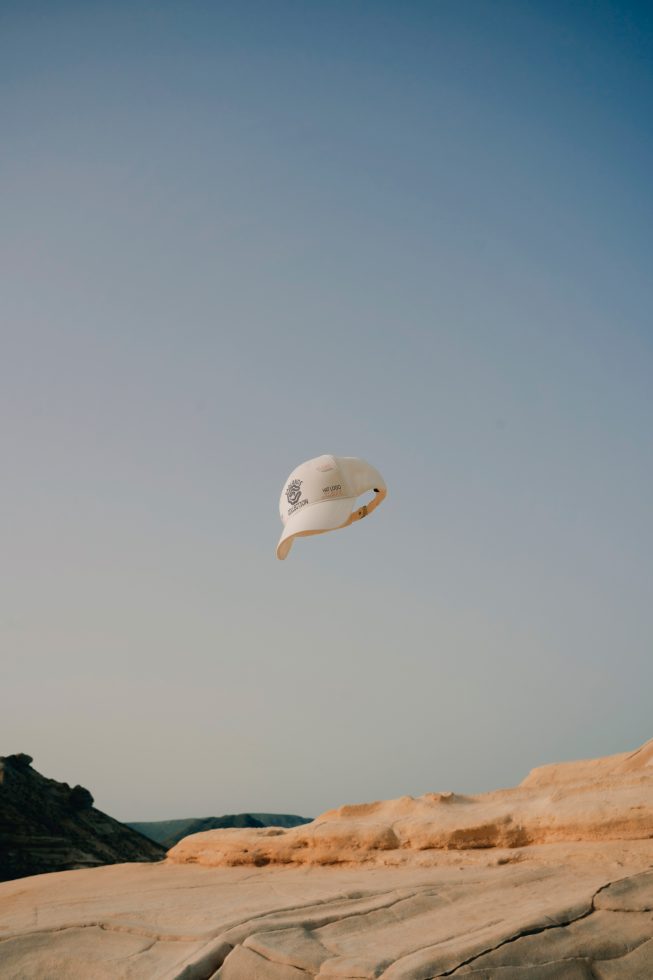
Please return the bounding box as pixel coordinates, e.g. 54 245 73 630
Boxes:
0 739 652 978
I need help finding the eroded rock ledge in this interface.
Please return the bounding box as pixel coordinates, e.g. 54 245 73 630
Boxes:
168 737 653 869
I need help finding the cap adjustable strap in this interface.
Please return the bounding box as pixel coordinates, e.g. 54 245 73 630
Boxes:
347 487 386 526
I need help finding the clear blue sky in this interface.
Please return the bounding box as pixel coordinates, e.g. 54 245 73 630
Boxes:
2 1 652 821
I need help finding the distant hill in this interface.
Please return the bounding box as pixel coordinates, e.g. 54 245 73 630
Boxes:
129 812 312 848
0 754 165 882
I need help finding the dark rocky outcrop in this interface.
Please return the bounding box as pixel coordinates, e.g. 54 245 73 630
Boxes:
0 754 165 882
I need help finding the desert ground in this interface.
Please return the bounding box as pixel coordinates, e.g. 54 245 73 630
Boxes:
0 739 651 979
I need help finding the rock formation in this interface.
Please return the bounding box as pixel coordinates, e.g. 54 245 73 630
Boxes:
0 739 651 978
167 737 653 869
0 753 165 882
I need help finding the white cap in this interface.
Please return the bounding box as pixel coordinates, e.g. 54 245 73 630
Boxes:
277 455 387 560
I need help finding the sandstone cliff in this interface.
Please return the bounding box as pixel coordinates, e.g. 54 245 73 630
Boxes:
167 737 653 869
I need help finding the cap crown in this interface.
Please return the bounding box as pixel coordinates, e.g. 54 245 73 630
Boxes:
276 454 387 559
280 455 351 526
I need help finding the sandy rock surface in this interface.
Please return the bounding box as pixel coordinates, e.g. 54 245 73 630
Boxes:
168 738 653 869
0 739 651 979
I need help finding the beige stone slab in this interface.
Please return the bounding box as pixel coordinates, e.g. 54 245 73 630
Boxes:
1 738 652 979
593 937 653 980
452 910 653 972
0 926 200 980
0 854 641 979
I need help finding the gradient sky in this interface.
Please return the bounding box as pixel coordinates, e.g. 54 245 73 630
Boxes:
2 1 652 822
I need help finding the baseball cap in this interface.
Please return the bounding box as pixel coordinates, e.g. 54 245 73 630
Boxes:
277 454 387 560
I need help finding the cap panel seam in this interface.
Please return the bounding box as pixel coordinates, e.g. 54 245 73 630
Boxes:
286 494 356 520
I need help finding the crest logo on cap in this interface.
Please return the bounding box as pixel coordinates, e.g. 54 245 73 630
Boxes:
285 479 303 506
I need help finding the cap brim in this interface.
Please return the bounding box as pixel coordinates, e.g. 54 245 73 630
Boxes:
276 497 356 560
